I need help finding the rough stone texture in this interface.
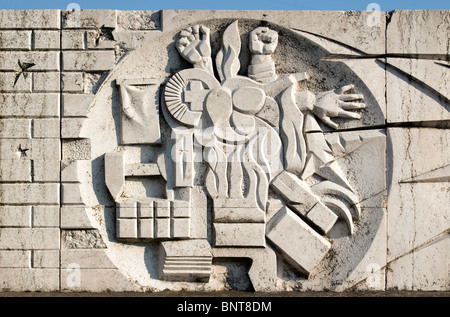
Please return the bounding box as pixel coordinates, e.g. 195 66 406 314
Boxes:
0 9 448 294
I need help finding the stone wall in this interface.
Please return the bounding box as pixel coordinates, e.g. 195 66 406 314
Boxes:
0 9 448 293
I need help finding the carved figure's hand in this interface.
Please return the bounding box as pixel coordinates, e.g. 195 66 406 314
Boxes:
313 84 366 129
176 25 213 73
249 27 278 55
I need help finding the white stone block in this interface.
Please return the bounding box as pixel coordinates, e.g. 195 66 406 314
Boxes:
62 117 85 138
62 30 85 50
0 228 60 249
0 31 31 50
0 206 31 227
387 128 450 268
0 10 60 29
33 206 60 227
33 72 60 92
155 218 170 239
214 223 266 247
0 250 30 268
62 72 84 92
63 93 93 117
33 159 60 182
117 10 160 30
33 30 60 50
62 51 115 71
61 249 116 269
0 93 60 117
0 119 31 138
266 206 331 276
0 268 59 292
33 250 59 268
171 218 190 238
138 218 154 238
61 183 84 205
62 9 116 29
61 206 94 229
387 235 449 291
0 184 59 205
60 268 140 292
0 159 31 182
0 51 59 71
0 72 31 92
116 218 137 239
32 118 60 138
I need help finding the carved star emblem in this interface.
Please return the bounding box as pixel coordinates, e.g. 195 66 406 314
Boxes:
93 25 115 46
17 144 29 158
13 60 35 87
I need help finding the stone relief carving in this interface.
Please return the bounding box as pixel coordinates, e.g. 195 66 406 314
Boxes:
101 20 380 291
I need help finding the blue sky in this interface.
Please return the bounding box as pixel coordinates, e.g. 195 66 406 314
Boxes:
0 0 449 11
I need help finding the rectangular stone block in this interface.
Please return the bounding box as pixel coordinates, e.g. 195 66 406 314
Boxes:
138 218 154 238
155 200 170 218
171 200 190 218
0 10 60 29
0 139 60 164
62 9 116 29
0 119 31 138
155 218 170 239
387 236 449 291
63 94 93 117
61 183 84 205
32 118 60 138
116 201 137 218
33 206 59 227
61 249 115 269
271 171 319 215
0 228 60 249
61 206 94 229
62 51 115 71
117 10 160 30
0 268 59 291
0 30 31 50
386 10 450 124
85 30 116 49
62 72 84 92
0 206 31 227
0 51 60 71
33 250 59 268
306 202 338 235
266 206 331 276
0 184 59 205
112 31 157 50
0 93 59 117
214 223 266 247
0 250 30 268
33 30 60 50
387 128 450 276
33 159 61 182
0 72 31 92
33 72 60 92
138 201 154 218
171 218 190 238
60 268 139 292
62 30 85 50
62 118 85 138
116 218 137 239
0 159 31 182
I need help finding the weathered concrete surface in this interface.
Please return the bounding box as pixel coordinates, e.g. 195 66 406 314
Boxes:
0 9 448 294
